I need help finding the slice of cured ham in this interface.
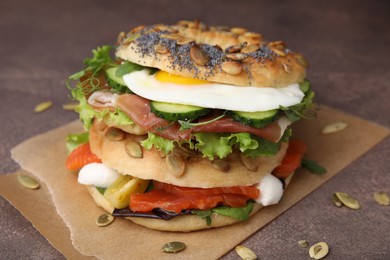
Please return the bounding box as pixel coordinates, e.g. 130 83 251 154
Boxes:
89 92 285 142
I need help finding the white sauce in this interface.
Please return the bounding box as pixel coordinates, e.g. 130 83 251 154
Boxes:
123 69 304 112
78 163 119 188
255 174 284 206
276 116 292 141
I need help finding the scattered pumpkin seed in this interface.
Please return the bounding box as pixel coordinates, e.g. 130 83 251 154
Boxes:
116 31 126 44
309 242 329 259
166 152 186 178
18 175 40 190
230 27 247 35
96 213 115 227
282 63 292 73
334 192 360 209
105 127 125 141
225 52 248 61
298 240 309 248
225 42 247 53
154 43 169 54
132 25 145 33
373 191 390 206
176 36 194 45
332 193 343 207
221 60 243 75
62 102 78 111
321 121 348 135
270 47 286 56
190 44 209 66
235 245 257 260
34 101 53 113
161 241 186 253
123 33 140 44
243 32 262 39
160 33 181 41
155 24 177 33
240 154 259 172
177 145 199 158
269 40 285 48
211 159 231 172
241 43 260 53
125 140 143 158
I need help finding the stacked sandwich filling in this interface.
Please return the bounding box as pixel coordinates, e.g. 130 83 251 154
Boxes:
66 21 314 231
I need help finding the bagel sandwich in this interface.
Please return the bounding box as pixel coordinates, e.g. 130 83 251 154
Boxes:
65 20 316 232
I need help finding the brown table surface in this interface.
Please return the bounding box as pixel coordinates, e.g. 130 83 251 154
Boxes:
1 0 389 259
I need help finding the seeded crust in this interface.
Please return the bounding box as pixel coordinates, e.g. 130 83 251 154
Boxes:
116 20 307 88
89 122 288 188
86 172 295 232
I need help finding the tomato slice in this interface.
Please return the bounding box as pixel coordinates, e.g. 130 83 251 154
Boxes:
222 194 251 208
66 143 102 171
153 181 259 199
272 140 307 179
129 183 257 213
129 190 220 213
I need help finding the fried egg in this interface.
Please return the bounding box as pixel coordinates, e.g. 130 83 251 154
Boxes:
123 69 304 112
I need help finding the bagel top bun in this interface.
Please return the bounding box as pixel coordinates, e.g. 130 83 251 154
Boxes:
116 20 307 88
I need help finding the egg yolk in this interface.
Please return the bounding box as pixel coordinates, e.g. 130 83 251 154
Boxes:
155 70 209 85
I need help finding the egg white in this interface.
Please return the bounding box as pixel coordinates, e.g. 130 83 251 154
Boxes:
123 69 304 112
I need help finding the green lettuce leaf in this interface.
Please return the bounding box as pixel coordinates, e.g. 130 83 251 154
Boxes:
141 132 175 154
212 200 254 221
141 131 288 160
72 87 96 129
65 132 89 153
115 61 144 77
243 136 281 158
192 200 254 225
193 132 260 160
193 133 233 160
194 132 287 160
103 108 134 126
280 90 315 122
222 133 259 152
243 129 291 158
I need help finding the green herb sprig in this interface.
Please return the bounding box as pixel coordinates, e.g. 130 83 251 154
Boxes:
69 45 116 80
178 113 226 130
302 158 327 174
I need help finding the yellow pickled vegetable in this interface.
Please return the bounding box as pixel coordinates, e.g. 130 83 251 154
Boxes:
104 175 149 209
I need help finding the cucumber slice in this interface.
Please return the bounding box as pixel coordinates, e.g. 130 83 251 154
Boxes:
150 101 210 121
230 109 279 128
299 79 311 94
105 67 132 94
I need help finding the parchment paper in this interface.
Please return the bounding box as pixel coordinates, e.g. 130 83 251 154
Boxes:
1 106 389 259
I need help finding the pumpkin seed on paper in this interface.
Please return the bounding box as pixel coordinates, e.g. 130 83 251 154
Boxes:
96 213 115 227
34 101 53 113
321 121 348 135
309 242 329 259
18 175 40 190
373 192 390 206
235 245 257 260
162 241 186 253
333 192 360 209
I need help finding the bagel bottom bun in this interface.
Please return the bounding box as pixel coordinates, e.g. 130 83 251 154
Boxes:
85 172 295 232
84 120 295 232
